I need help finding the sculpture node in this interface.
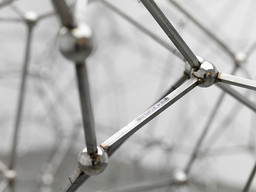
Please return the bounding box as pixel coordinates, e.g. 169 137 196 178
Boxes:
59 24 94 63
77 146 108 176
192 59 218 87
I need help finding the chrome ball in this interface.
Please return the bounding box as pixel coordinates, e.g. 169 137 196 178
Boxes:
193 61 218 87
77 146 108 176
59 24 94 62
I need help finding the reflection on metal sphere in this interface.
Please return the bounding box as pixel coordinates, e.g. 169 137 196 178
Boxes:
59 24 94 62
77 146 108 176
193 60 218 87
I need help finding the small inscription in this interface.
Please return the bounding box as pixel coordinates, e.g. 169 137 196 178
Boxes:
136 97 170 123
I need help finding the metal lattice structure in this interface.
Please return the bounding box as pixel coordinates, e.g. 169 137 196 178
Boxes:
1 0 256 192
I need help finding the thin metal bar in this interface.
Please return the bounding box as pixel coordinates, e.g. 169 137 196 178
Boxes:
101 177 172 192
0 0 14 9
242 161 256 192
158 74 189 100
9 25 33 170
140 0 200 69
40 124 79 191
184 91 225 174
101 78 199 156
217 72 256 91
0 161 7 174
51 0 75 28
184 66 239 174
246 40 256 57
38 12 55 21
98 0 184 61
8 24 34 192
62 168 90 192
0 18 22 22
217 84 256 112
10 4 26 20
168 0 234 58
63 78 198 192
75 62 97 154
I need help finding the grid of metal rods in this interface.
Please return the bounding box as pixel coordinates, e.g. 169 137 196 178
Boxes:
1 0 256 192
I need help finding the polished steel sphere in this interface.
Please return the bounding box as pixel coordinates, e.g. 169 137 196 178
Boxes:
193 60 218 87
59 24 94 62
77 146 108 176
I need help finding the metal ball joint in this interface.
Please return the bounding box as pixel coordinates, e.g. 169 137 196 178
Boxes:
59 24 94 63
77 146 108 176
192 59 218 87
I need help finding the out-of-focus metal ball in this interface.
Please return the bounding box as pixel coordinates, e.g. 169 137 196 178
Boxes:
172 170 188 185
193 60 218 87
235 52 247 64
59 24 94 62
5 170 17 181
25 11 38 26
77 146 108 176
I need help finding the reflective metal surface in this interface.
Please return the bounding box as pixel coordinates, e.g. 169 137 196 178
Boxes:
193 60 218 87
77 146 108 176
59 25 94 63
101 78 199 156
217 72 256 91
51 0 75 28
140 0 200 69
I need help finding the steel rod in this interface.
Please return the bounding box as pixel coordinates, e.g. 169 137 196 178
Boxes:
168 0 234 58
75 62 97 154
246 40 256 57
8 24 34 192
9 25 33 170
140 0 200 69
98 0 184 61
51 0 75 28
217 72 256 91
0 0 14 9
217 84 256 112
158 74 189 100
40 125 79 191
63 78 198 192
184 66 239 173
184 91 225 174
242 161 256 192
63 168 90 192
38 12 55 21
101 78 199 156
